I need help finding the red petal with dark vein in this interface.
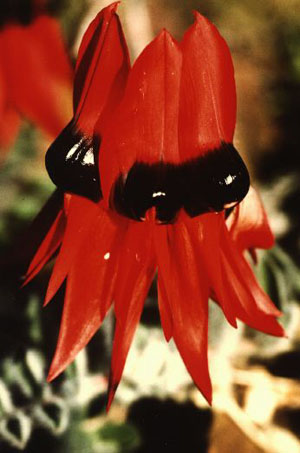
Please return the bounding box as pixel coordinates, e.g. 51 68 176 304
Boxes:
1 17 72 138
100 29 182 203
157 274 173 342
74 2 130 135
221 222 284 329
154 216 212 404
187 213 237 328
179 11 236 158
44 195 99 305
227 186 274 252
221 251 285 337
107 221 155 410
47 205 127 381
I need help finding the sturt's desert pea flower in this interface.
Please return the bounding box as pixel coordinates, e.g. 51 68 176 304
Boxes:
24 2 284 410
0 0 73 153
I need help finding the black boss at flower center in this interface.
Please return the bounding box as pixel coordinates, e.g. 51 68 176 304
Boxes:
112 143 250 223
45 120 101 203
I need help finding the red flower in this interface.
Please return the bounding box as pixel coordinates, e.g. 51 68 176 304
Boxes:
24 3 284 409
0 0 72 153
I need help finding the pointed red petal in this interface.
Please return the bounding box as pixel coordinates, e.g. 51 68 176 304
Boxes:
157 274 173 342
2 17 72 138
47 205 126 381
221 251 284 336
227 186 274 252
74 2 130 135
179 12 236 158
23 208 65 286
154 218 212 404
10 190 63 283
107 222 155 410
44 195 99 305
220 222 284 335
186 213 237 328
100 30 182 203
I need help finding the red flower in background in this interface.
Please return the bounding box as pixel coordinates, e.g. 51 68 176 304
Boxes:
0 0 72 155
24 3 284 409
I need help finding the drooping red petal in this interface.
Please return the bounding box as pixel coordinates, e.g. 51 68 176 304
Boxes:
74 2 130 135
157 273 173 342
47 204 127 381
44 195 100 305
1 16 73 138
221 253 285 336
227 186 274 252
14 190 63 283
107 221 155 410
23 208 65 286
99 29 182 203
154 216 212 404
186 213 237 328
220 221 284 336
179 11 236 158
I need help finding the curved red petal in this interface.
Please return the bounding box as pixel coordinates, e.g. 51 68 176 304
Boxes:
179 12 236 158
74 2 130 135
221 251 284 336
100 30 182 203
157 274 173 342
19 190 63 283
107 221 155 410
227 186 274 252
186 213 237 328
44 195 99 305
47 205 125 381
154 219 212 404
220 222 284 332
23 208 65 286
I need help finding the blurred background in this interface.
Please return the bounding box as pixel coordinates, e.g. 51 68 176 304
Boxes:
0 0 299 451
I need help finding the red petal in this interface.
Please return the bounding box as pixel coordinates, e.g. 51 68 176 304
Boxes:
227 186 274 252
100 30 182 203
74 2 130 135
220 222 284 335
157 273 173 342
107 221 155 410
187 213 237 328
221 252 284 336
1 17 72 138
23 208 65 285
14 190 63 283
44 195 99 305
154 217 212 404
48 205 126 381
179 12 236 158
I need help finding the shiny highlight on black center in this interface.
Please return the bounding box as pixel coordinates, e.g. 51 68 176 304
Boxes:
111 143 250 223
